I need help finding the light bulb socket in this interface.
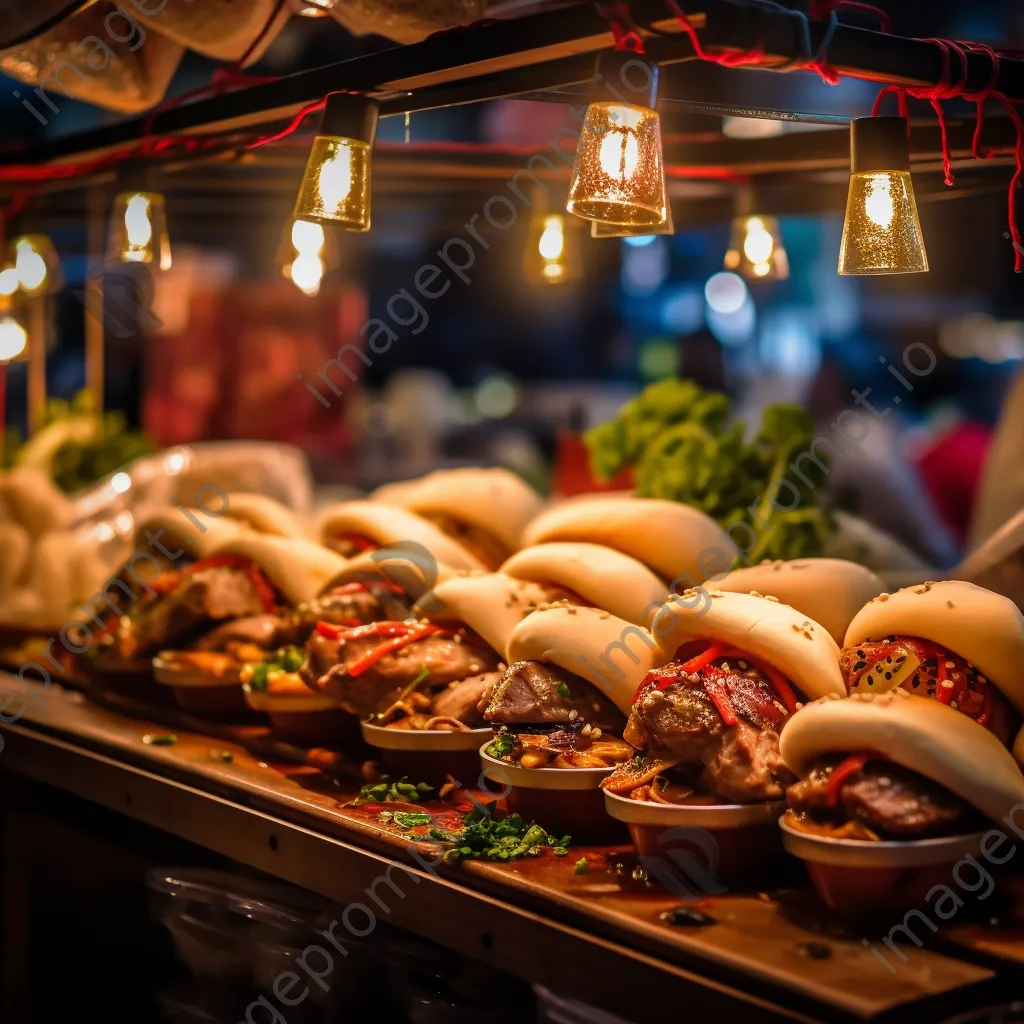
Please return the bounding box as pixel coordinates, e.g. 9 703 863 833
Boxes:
320 92 379 145
850 116 910 174
116 158 160 194
593 51 659 110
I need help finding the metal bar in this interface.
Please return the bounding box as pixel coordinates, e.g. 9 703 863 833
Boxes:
25 297 46 436
0 723 826 1024
3 0 1024 180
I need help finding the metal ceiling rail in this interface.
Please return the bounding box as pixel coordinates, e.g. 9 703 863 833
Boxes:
2 0 1024 181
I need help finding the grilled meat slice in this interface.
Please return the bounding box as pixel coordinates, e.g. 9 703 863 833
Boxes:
700 720 795 803
788 757 974 837
129 568 265 655
483 660 625 732
303 628 501 718
194 614 283 651
431 672 500 728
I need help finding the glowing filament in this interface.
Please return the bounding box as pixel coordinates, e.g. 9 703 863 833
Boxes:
742 218 775 265
123 194 154 261
0 316 27 361
538 216 566 260
864 174 895 228
318 147 354 214
14 240 47 292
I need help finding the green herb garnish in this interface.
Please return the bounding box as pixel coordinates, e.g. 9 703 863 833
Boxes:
555 682 572 699
486 726 517 760
574 857 589 874
210 750 233 763
144 733 177 746
428 808 572 865
281 646 306 672
393 812 433 828
585 379 833 564
249 662 270 691
348 776 434 806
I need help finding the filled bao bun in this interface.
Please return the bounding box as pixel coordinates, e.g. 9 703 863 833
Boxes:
419 572 568 658
208 534 347 607
843 580 1024 715
319 547 459 605
132 507 242 561
505 603 662 715
376 467 542 564
653 590 846 703
219 493 308 539
713 558 885 644
317 501 484 573
781 692 1024 825
522 496 730 583
501 542 668 626
0 467 73 539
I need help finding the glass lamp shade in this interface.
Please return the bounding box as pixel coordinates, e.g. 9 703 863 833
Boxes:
109 191 172 270
566 101 667 227
724 215 789 280
838 170 928 275
10 234 63 296
592 204 673 237
524 213 582 284
293 136 372 231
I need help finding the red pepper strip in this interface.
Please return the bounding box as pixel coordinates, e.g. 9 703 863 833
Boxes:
680 642 728 675
332 532 379 553
315 620 412 642
826 752 873 806
700 668 739 727
347 624 445 677
759 663 800 715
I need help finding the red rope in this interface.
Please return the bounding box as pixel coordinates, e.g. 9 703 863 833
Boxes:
244 97 328 150
596 2 646 54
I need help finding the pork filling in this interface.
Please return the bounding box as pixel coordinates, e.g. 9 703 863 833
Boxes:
601 649 799 804
301 620 503 726
785 754 983 841
482 661 632 769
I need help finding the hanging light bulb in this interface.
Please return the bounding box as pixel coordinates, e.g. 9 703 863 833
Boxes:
109 164 173 270
839 116 928 275
293 93 377 232
567 52 667 228
591 203 674 238
0 312 27 361
278 217 337 296
723 188 789 280
9 235 63 297
0 264 20 298
525 210 582 285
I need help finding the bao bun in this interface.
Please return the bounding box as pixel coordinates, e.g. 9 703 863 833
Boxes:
133 507 241 561
376 467 542 555
208 534 346 606
521 496 730 583
318 547 458 602
652 590 846 703
317 500 483 573
419 572 564 658
501 542 668 626
713 558 885 643
781 691 1024 825
0 467 72 538
505 603 663 715
843 580 1024 714
219 493 308 539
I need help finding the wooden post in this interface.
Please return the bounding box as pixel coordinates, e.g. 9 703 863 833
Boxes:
26 297 46 436
86 184 105 412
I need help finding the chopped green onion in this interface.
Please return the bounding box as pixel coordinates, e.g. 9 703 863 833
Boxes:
556 682 572 699
144 733 177 746
574 857 589 874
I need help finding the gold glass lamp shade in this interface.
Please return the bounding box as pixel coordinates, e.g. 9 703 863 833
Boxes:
293 93 378 232
525 212 582 284
724 193 789 280
591 203 674 237
567 53 667 228
109 190 172 270
839 116 928 276
9 234 63 296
